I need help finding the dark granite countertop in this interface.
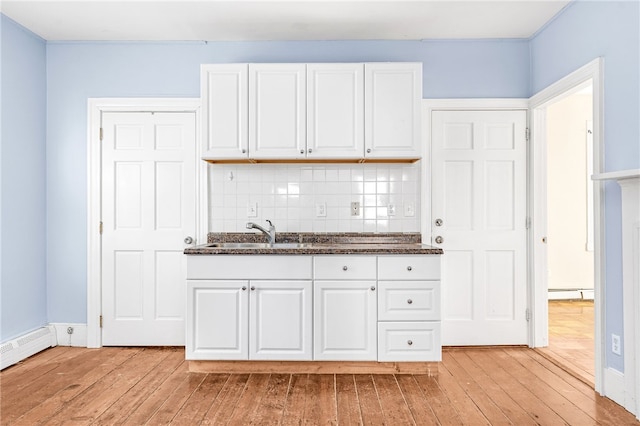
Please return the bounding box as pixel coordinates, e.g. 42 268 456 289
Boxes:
184 233 443 255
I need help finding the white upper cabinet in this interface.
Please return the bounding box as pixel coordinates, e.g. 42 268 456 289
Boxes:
365 63 422 159
201 64 248 159
249 64 306 159
201 62 422 161
306 64 364 159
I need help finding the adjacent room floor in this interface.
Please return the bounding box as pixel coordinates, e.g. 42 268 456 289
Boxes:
538 299 595 385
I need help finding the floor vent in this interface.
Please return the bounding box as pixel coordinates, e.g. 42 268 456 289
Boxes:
0 326 57 370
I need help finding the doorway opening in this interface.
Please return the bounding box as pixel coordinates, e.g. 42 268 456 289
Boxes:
538 82 595 384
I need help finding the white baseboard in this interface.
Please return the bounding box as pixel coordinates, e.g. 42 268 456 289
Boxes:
604 367 628 409
0 326 57 370
50 323 88 347
548 289 595 300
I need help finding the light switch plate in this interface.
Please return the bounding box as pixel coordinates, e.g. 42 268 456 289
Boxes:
316 203 327 217
246 202 258 217
404 202 415 217
351 201 360 216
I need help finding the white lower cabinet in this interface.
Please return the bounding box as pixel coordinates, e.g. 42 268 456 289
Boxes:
250 281 312 360
186 279 312 360
187 280 248 360
313 280 378 361
186 254 441 362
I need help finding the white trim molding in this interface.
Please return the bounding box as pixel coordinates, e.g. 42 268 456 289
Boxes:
528 57 605 395
593 170 640 418
87 98 204 349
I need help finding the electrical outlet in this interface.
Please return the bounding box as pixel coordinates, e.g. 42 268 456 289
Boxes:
351 201 360 216
316 203 327 217
612 334 621 355
246 203 258 217
388 204 396 216
404 202 415 217
67 327 74 335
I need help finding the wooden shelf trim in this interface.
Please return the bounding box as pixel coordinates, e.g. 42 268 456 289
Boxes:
188 360 439 375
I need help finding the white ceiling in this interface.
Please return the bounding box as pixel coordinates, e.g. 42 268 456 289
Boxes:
1 0 571 42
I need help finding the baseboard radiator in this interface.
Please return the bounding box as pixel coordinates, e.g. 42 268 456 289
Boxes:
0 326 57 370
548 289 595 300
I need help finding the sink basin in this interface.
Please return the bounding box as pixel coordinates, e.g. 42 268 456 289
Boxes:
207 242 312 249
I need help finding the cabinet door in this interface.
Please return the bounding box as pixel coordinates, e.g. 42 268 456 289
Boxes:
364 63 422 159
201 64 248 159
314 280 377 360
186 280 248 360
307 64 364 159
249 64 306 159
249 281 312 360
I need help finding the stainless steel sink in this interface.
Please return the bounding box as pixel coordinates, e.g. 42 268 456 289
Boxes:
206 242 312 249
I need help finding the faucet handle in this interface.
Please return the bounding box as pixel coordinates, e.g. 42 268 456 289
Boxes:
265 219 274 228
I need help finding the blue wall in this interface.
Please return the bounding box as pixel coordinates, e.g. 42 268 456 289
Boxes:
531 0 640 372
3 1 637 374
0 15 48 342
45 39 530 323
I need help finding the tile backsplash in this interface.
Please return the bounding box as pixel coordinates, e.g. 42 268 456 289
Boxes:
208 163 421 233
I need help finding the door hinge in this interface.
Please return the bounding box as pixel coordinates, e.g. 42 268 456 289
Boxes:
99 221 103 235
99 127 103 141
99 315 103 328
525 217 531 230
525 309 531 322
525 127 530 142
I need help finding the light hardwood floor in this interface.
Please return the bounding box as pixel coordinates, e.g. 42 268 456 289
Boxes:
538 300 595 385
2 345 638 425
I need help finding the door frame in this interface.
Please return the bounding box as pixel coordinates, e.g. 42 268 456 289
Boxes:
529 58 605 394
86 98 205 348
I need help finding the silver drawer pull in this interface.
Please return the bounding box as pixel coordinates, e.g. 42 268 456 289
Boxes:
250 286 255 291
343 266 348 271
371 286 376 291
242 286 247 291
407 266 412 271
407 340 413 346
407 299 413 304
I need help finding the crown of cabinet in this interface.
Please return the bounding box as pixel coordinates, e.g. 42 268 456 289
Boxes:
201 63 422 163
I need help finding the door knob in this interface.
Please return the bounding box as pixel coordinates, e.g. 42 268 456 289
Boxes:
434 236 443 244
435 218 443 226
184 236 194 244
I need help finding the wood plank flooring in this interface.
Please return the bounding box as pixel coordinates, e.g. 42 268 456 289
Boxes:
2 346 638 425
538 300 595 385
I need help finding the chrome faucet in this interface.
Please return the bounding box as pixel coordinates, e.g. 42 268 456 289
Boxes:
246 219 276 244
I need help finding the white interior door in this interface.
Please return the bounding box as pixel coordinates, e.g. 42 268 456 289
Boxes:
432 110 527 345
101 111 196 345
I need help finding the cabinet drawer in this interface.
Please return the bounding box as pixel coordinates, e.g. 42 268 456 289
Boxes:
378 281 440 321
377 256 440 280
314 256 377 280
187 255 312 280
377 322 441 362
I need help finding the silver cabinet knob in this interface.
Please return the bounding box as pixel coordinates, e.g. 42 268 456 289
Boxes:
407 340 413 346
435 218 443 226
242 286 247 291
366 148 372 153
300 149 305 154
407 299 413 304
407 266 412 271
343 266 348 271
435 236 443 244
241 148 247 154
370 286 376 291
308 148 313 153
250 286 255 291
184 236 194 244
